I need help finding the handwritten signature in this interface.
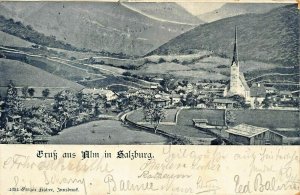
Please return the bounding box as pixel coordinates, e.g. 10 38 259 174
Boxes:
234 173 300 193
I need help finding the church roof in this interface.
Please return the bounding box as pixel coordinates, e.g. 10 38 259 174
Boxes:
231 26 239 66
239 73 250 90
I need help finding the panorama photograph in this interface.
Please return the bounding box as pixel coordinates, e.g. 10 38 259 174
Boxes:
0 2 299 145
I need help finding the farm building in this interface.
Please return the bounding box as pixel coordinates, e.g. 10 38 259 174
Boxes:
226 123 285 145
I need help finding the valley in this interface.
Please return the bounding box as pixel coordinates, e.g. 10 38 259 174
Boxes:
0 2 298 145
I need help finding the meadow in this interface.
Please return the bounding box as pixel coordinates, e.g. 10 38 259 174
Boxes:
48 120 168 145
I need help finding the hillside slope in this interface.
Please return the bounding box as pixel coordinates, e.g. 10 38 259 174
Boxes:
198 3 287 23
0 31 32 47
123 2 202 25
150 5 299 66
0 2 201 56
0 58 84 91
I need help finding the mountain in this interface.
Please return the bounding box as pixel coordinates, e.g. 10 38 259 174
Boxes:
198 3 287 23
122 2 203 25
0 2 201 56
0 15 78 51
149 5 299 66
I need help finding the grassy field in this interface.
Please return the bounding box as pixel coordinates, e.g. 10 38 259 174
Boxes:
22 99 54 109
133 53 276 81
128 108 219 139
232 110 300 129
79 76 144 89
128 108 299 141
0 31 33 47
48 120 168 145
127 108 180 123
178 109 225 126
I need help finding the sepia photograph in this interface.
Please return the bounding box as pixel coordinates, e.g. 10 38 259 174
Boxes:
0 1 299 145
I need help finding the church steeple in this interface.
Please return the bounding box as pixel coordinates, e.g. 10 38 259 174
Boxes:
231 26 238 66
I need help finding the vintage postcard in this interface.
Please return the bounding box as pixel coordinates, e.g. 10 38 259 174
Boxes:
0 0 299 194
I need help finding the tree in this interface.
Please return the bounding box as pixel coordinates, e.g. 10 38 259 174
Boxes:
128 96 140 110
42 88 50 99
0 129 18 144
143 98 166 133
22 86 29 99
77 92 97 116
160 75 174 92
225 110 236 127
3 80 23 116
158 58 166 63
186 92 197 107
14 128 33 144
122 71 132 77
232 95 250 109
53 90 79 130
28 88 35 98
24 105 59 135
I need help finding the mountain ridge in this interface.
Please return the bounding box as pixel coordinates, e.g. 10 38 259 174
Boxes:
0 2 200 56
149 4 299 66
198 3 287 23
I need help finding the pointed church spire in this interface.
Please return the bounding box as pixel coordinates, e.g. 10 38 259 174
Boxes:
231 26 238 66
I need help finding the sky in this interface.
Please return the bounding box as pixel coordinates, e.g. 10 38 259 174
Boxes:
177 2 225 15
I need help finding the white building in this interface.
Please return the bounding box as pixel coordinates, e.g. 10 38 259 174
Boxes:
81 88 117 101
224 27 250 103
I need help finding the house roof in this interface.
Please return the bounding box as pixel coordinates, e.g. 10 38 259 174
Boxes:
265 87 276 91
193 119 208 123
250 83 266 97
213 98 236 104
171 94 181 98
197 94 207 99
128 89 138 93
8 115 21 119
226 123 285 138
279 91 292 95
81 88 113 95
154 97 170 102
226 124 269 138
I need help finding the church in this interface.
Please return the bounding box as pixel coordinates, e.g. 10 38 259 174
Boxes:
223 27 251 103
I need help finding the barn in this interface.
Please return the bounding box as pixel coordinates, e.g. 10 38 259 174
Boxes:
226 123 285 145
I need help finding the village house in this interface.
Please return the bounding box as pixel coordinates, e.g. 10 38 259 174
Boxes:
153 96 171 107
250 83 266 108
6 115 22 131
150 83 159 89
226 123 285 145
265 86 277 94
170 93 181 105
127 89 139 96
186 83 194 92
213 98 236 109
196 94 208 108
81 88 117 101
279 91 293 102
